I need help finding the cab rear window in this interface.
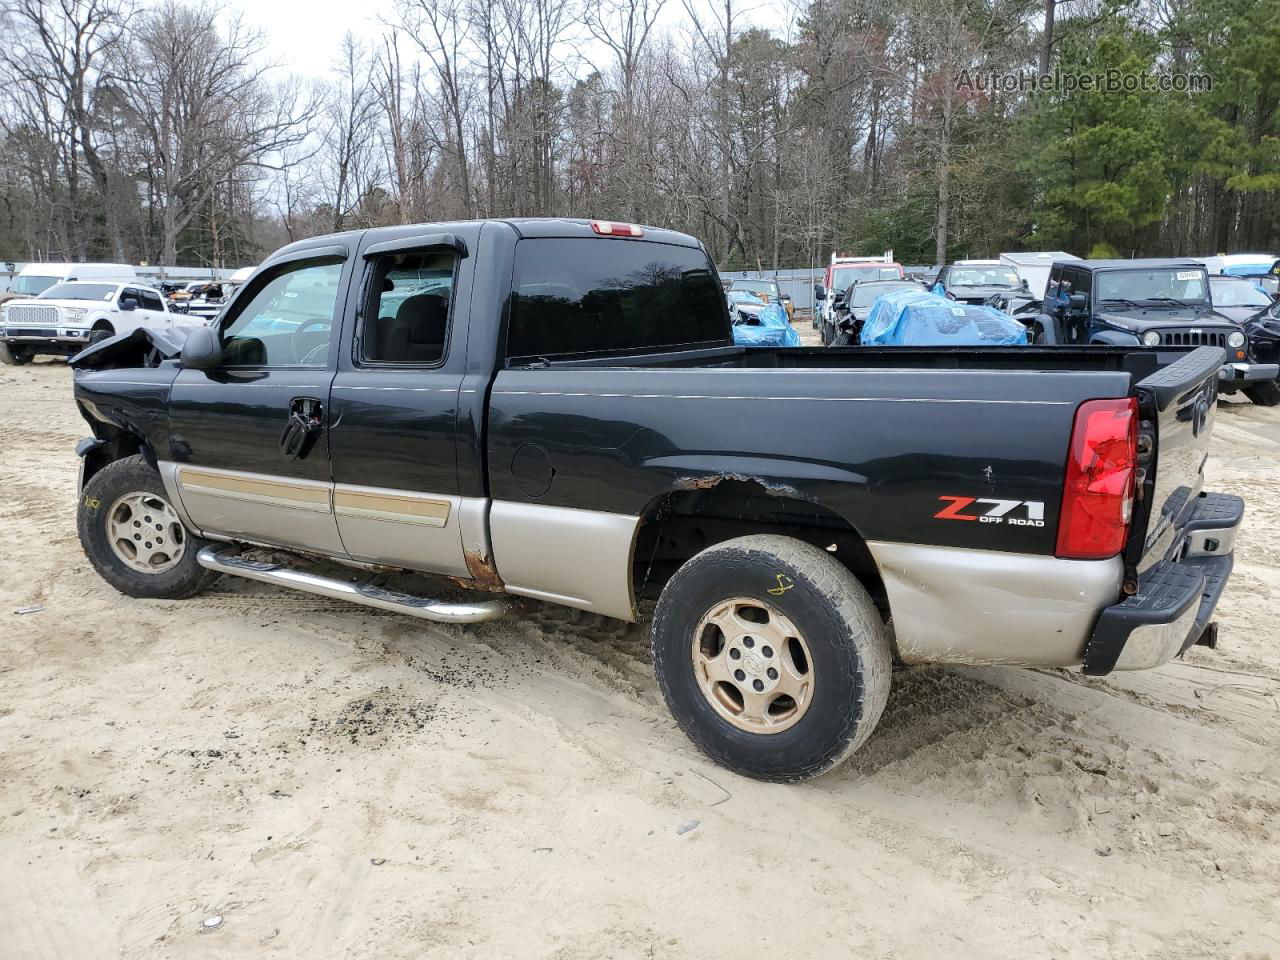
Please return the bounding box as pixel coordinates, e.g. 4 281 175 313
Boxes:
506 238 728 359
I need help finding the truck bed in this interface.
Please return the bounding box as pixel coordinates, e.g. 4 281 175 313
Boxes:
514 343 1175 379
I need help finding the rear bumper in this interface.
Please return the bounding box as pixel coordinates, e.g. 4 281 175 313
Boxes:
1218 361 1279 385
1083 491 1242 675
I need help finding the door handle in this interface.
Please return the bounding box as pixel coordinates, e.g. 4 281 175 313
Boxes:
280 397 323 461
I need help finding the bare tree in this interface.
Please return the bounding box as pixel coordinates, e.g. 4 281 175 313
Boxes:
396 0 475 218
0 0 131 259
115 1 316 265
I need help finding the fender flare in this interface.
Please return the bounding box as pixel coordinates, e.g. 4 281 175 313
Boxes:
1089 329 1143 346
1032 314 1059 344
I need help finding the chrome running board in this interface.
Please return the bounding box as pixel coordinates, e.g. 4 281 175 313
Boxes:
196 546 516 624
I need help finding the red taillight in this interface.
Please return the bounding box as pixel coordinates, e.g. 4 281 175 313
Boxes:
590 220 644 238
1056 398 1138 559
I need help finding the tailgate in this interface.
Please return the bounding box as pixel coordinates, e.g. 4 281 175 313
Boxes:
1133 346 1225 572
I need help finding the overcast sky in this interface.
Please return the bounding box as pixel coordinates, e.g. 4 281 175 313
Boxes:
218 0 797 79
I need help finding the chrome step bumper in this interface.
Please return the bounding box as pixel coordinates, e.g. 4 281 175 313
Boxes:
196 546 517 624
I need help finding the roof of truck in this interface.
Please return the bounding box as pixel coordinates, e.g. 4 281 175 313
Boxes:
266 219 703 266
1070 258 1204 270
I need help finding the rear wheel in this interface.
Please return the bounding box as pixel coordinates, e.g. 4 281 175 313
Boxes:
1244 380 1280 406
651 534 892 782
78 455 220 599
0 342 32 365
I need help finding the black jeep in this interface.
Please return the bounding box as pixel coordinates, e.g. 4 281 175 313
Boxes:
1034 258 1280 405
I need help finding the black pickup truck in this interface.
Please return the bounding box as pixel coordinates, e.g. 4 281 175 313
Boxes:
69 219 1244 782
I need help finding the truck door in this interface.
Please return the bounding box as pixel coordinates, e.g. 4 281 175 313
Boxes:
325 232 477 578
135 287 172 331
166 245 352 554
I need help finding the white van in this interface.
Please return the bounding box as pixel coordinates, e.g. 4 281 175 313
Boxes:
2 262 137 302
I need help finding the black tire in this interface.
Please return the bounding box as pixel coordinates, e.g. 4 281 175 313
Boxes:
831 331 855 346
0 341 32 365
88 323 115 345
77 455 220 599
651 534 892 782
1244 380 1280 407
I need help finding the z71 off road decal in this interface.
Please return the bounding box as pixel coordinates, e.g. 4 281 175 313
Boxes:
934 496 1045 527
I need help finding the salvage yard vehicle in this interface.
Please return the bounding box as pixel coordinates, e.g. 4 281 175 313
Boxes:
1034 258 1280 405
727 277 794 320
932 260 1027 303
1208 274 1273 324
813 253 904 330
858 289 1028 347
69 218 1244 782
726 289 800 347
822 278 923 345
1 280 205 365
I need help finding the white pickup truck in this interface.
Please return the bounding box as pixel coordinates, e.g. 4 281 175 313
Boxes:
0 280 208 365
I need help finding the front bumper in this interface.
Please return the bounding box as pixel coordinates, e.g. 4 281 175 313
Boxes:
2 326 93 351
1083 491 1242 675
1218 361 1280 385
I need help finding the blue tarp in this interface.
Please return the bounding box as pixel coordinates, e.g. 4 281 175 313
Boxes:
732 300 801 347
861 290 1029 347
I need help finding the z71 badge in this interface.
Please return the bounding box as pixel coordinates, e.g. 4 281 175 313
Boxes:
934 496 1045 526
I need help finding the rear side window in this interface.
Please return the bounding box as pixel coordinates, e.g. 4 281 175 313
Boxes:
360 251 456 365
506 238 727 359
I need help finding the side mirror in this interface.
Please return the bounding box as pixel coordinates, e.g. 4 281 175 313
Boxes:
180 326 223 370
1021 278 1031 290
119 297 138 312
813 284 826 301
1068 293 1087 312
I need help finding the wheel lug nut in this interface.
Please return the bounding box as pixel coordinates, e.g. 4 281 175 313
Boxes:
743 637 754 649
753 679 764 692
767 667 778 680
762 645 773 658
733 669 746 682
729 648 741 660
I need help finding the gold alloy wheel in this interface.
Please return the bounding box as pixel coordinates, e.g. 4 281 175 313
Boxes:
106 491 187 574
691 597 815 734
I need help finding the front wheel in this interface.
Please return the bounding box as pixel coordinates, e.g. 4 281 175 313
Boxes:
1244 380 1280 407
88 324 115 346
78 455 221 599
651 534 892 782
0 342 32 365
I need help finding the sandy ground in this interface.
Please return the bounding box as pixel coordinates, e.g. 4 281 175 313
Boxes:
1 342 1278 960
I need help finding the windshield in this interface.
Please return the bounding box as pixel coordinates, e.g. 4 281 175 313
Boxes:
833 264 900 283
1210 277 1271 308
39 282 118 301
949 266 1018 287
11 275 59 296
850 281 919 307
727 290 765 306
730 280 777 298
1097 268 1208 303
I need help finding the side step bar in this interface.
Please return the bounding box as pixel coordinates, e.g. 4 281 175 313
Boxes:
196 546 517 624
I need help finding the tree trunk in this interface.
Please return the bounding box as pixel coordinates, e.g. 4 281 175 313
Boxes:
1039 0 1056 75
